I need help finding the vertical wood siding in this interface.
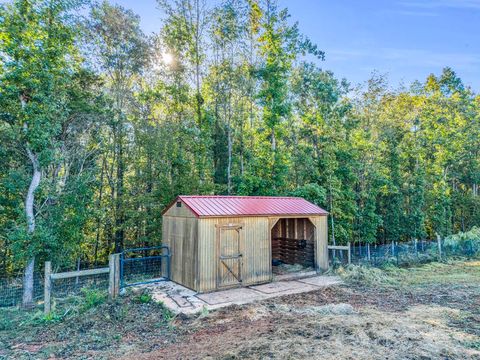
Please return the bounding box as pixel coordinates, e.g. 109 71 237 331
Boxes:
162 200 196 218
162 214 198 290
197 217 271 292
309 216 329 271
163 211 328 292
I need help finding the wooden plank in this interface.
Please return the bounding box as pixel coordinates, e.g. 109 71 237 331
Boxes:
327 245 350 251
197 216 272 292
51 267 109 280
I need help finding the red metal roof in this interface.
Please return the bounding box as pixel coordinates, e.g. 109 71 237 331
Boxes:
173 195 328 217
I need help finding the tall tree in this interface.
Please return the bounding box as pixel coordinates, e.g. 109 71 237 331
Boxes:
87 1 149 252
0 0 93 306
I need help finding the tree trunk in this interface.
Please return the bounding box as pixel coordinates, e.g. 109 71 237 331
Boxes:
93 157 106 265
227 94 233 194
22 148 41 308
115 135 124 253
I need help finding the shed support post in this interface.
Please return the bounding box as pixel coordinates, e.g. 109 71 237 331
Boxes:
44 261 52 315
316 216 329 272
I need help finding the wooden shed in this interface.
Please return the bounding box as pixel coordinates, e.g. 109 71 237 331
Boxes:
162 196 329 292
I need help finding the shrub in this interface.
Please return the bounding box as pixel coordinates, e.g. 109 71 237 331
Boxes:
134 292 153 304
81 288 106 311
444 227 480 257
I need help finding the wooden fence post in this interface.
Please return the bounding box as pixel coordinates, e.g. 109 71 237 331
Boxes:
347 242 351 264
44 261 52 315
109 254 121 300
437 234 442 260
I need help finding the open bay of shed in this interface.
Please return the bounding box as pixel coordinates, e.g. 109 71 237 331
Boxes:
137 273 342 315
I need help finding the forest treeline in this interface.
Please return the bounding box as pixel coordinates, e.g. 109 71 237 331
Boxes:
0 0 479 304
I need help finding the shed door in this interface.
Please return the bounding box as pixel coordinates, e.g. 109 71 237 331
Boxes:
217 225 243 288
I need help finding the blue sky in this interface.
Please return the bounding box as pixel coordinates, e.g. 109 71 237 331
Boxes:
115 0 480 90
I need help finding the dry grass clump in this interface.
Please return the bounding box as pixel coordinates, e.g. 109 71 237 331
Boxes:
335 264 390 286
273 303 355 316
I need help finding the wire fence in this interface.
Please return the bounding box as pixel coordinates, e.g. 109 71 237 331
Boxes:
0 273 44 307
0 260 110 308
0 249 166 308
50 272 110 301
330 238 480 267
120 246 170 288
2 238 478 308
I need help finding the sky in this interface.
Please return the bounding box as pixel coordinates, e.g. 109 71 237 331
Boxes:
75 1 480 91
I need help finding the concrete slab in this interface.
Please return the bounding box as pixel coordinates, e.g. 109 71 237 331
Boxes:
170 294 193 308
135 274 342 315
273 270 317 282
196 287 261 305
250 280 311 294
297 276 342 287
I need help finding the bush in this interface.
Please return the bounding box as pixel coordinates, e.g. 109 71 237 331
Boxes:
444 227 480 257
134 292 153 304
81 288 107 311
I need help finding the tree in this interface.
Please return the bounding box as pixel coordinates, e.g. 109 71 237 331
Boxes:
86 1 149 253
253 0 324 193
0 0 91 307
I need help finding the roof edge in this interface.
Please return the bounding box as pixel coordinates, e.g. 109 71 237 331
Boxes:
161 196 200 218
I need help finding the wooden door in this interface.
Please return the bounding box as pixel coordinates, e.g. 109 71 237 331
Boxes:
217 224 243 288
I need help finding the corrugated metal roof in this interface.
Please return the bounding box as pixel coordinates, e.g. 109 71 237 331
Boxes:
170 195 328 217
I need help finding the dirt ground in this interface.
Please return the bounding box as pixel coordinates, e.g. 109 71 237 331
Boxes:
1 260 479 359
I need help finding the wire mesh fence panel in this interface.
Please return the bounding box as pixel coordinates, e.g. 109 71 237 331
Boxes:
120 246 170 288
121 257 163 285
51 272 110 302
444 239 480 258
348 238 479 268
328 248 350 267
0 273 44 308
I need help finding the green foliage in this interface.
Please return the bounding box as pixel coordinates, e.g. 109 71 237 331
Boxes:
288 183 326 206
155 300 174 322
199 305 209 318
81 288 107 311
134 292 153 304
444 227 480 256
39 310 63 324
0 0 104 275
0 0 479 279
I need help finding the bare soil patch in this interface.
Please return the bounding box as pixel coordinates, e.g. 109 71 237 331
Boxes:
1 260 479 359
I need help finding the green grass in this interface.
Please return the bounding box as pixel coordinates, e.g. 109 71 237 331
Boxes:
336 259 480 290
384 260 480 287
81 288 107 311
133 292 153 304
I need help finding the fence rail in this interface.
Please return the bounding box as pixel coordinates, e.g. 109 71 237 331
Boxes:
44 254 120 314
328 243 351 265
